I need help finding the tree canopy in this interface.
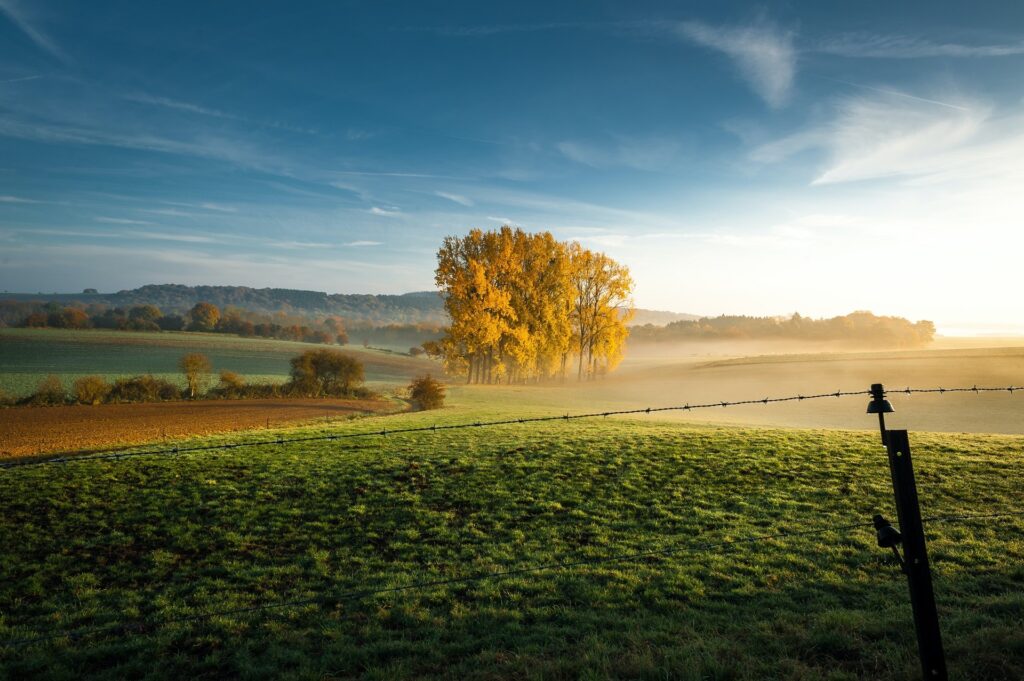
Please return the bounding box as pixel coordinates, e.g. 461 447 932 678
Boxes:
434 227 633 383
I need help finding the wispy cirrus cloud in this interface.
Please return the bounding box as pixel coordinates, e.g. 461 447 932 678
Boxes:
815 33 1024 59
751 92 1024 188
94 216 154 225
0 0 67 61
557 135 681 171
0 74 42 84
124 93 317 134
676 18 796 107
0 115 279 170
124 93 236 120
402 21 596 37
139 208 196 218
435 191 473 206
369 206 401 217
0 195 41 203
131 231 220 244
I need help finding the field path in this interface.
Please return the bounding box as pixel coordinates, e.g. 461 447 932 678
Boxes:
0 398 398 457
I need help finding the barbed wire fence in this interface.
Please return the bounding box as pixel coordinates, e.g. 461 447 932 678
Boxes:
1 382 1023 678
2 384 1021 471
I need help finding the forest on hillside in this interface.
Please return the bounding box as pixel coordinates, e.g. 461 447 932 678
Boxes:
629 312 936 347
0 299 443 350
1 285 448 325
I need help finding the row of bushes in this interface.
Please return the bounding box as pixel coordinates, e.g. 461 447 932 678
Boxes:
12 372 379 407
8 346 446 409
17 374 185 406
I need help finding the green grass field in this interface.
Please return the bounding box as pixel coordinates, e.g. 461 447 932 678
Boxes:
1 387 1022 680
0 328 435 396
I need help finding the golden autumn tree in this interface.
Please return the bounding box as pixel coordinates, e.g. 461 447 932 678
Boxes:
435 230 515 384
568 242 634 380
435 227 632 384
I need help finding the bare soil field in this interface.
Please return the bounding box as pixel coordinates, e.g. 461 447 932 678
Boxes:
0 398 399 458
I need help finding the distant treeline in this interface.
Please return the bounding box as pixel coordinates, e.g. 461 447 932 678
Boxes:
2 284 448 325
0 300 444 349
628 311 936 347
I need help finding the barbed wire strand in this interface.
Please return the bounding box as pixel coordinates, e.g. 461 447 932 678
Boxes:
5 383 1020 471
2 389 879 470
6 509 1023 650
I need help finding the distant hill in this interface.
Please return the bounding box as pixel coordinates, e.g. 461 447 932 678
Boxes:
628 308 700 326
2 284 697 327
3 285 448 325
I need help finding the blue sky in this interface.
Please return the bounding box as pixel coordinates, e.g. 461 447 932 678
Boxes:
2 1 1024 330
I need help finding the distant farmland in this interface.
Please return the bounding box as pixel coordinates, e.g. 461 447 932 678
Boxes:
0 328 436 397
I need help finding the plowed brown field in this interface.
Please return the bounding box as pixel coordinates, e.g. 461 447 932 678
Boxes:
0 398 398 458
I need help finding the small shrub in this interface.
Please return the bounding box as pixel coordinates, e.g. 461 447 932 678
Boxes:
126 318 160 332
288 348 365 397
409 346 425 357
73 375 110 405
157 315 185 331
108 375 181 403
352 386 379 400
409 375 445 410
241 382 283 399
212 370 246 399
179 353 212 399
29 375 66 406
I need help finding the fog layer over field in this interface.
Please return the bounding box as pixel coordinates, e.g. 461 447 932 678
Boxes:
464 338 1024 435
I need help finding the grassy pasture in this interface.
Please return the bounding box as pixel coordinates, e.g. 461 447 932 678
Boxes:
0 328 435 397
1 393 1023 679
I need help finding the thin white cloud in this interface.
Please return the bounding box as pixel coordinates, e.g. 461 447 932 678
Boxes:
823 78 971 111
369 206 401 216
0 116 276 169
131 231 218 244
124 93 317 134
0 0 67 61
200 202 237 213
557 136 681 170
816 33 1024 59
335 170 465 179
140 208 196 217
329 181 371 201
486 216 515 225
0 195 40 203
677 18 796 107
160 201 240 213
435 191 473 206
0 74 42 84
346 240 383 247
94 216 154 225
124 93 235 120
751 92 1024 188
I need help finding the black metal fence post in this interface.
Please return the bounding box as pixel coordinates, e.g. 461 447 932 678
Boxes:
870 382 948 680
884 429 947 680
